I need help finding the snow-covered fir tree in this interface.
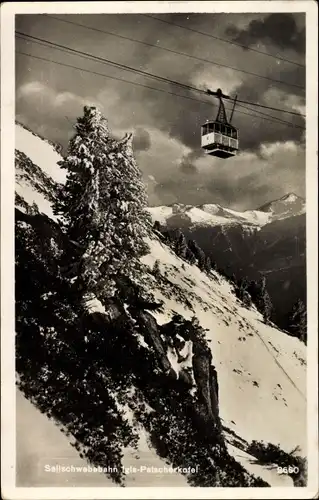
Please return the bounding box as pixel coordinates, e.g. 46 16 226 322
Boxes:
54 106 152 300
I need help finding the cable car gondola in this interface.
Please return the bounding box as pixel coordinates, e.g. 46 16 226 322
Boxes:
201 88 239 159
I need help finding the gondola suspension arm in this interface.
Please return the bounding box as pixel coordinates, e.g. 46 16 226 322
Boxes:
229 95 238 124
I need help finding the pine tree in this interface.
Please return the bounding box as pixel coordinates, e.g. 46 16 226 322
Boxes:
54 106 152 301
186 247 196 265
288 299 307 343
174 231 188 260
188 240 206 270
197 249 207 271
235 277 252 308
249 276 273 322
153 220 161 233
152 259 161 277
238 277 248 292
162 230 172 245
211 260 217 271
205 256 212 273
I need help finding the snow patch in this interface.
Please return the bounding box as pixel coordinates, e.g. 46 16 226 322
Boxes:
281 193 299 203
167 346 180 379
122 428 189 486
187 207 231 225
222 207 272 226
135 333 149 349
147 206 174 224
84 297 106 314
15 180 58 221
179 340 194 372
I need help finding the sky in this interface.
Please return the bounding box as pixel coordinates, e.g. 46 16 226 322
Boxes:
15 11 306 210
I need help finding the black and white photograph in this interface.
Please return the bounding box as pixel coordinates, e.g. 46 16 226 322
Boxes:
1 1 318 498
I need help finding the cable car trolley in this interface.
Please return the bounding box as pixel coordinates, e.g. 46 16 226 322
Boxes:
201 88 239 159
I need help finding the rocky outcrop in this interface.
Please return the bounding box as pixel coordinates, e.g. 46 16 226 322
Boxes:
135 310 172 373
192 340 221 431
134 311 222 435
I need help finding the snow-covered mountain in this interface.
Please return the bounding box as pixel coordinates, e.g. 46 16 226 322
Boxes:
148 203 271 230
148 193 305 231
258 193 306 221
14 123 307 489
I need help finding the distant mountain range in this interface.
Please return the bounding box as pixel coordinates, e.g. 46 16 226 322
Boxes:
148 194 306 332
148 193 305 230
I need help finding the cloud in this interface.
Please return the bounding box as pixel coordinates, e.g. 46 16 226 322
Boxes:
17 81 100 111
137 128 190 180
132 128 151 153
16 80 305 210
16 14 305 156
179 150 202 175
226 13 305 54
192 66 243 98
16 80 122 150
228 74 305 152
15 13 306 208
17 81 47 98
258 140 299 160
147 140 305 210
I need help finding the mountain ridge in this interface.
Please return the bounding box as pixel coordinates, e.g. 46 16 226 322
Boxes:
148 193 306 231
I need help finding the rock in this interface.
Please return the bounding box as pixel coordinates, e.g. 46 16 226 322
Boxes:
134 310 171 373
192 340 221 431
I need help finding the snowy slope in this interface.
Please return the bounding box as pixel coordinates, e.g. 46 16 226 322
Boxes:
16 388 114 487
15 124 306 488
141 239 306 456
226 443 292 487
17 388 188 487
15 123 65 221
16 123 66 184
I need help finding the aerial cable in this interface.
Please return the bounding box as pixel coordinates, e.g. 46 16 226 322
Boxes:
16 50 305 130
15 50 211 106
142 14 305 68
228 96 305 117
16 32 305 119
42 15 305 90
15 31 202 96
